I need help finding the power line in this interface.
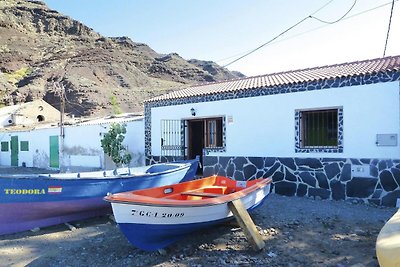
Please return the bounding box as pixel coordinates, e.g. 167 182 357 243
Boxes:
64 94 86 113
222 0 358 68
222 17 310 68
217 0 398 65
310 0 336 15
247 0 398 56
215 0 348 64
310 0 357 24
383 0 395 56
65 102 86 116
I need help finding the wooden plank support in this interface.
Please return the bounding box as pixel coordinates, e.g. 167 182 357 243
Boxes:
228 199 265 251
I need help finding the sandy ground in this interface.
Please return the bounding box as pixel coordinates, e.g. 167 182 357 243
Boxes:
0 193 397 267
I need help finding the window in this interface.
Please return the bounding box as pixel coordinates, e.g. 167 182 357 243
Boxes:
20 141 29 151
1 142 9 152
301 109 338 147
37 115 45 122
295 108 343 153
205 118 223 148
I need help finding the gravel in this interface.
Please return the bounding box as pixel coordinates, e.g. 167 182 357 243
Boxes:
0 194 397 267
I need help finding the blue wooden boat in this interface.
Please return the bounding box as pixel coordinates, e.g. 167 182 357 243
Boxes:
105 175 272 251
0 159 199 235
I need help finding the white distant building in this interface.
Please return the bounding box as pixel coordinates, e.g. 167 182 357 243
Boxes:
0 113 144 171
0 99 60 128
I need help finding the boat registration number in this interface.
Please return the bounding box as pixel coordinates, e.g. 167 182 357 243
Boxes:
131 209 185 218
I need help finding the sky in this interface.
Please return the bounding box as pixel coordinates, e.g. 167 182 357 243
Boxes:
42 0 400 77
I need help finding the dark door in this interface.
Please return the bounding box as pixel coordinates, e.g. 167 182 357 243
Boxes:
188 120 204 161
188 117 224 174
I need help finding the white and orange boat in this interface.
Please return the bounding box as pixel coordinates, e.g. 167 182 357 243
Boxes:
104 175 272 251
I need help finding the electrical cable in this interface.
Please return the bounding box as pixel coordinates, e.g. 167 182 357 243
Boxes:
222 17 309 68
383 0 395 56
217 0 398 64
66 102 86 116
214 0 337 64
64 94 88 116
247 0 399 56
310 0 357 24
222 0 358 68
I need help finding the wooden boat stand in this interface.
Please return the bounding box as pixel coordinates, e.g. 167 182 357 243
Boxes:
228 199 265 251
180 191 265 251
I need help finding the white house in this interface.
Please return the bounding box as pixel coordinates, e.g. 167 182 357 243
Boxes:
0 113 144 171
0 99 60 127
144 55 400 207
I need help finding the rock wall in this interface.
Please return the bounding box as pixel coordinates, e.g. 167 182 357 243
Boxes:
203 156 400 207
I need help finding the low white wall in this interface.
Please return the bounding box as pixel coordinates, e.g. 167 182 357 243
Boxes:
69 155 101 168
125 119 145 166
62 118 145 168
0 117 145 169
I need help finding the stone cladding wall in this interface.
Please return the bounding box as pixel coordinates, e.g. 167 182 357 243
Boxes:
203 156 400 207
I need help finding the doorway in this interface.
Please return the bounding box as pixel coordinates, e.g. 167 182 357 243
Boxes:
187 117 223 173
10 136 18 166
188 120 204 160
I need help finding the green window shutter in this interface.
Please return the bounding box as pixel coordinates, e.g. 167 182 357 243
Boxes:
20 141 29 151
1 142 9 152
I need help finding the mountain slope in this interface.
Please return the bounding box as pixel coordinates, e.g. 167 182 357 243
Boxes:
0 0 244 117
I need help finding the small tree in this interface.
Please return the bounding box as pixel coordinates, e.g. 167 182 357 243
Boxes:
101 123 132 166
110 95 122 115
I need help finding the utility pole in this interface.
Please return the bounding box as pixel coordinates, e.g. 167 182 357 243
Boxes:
53 82 65 171
54 82 65 138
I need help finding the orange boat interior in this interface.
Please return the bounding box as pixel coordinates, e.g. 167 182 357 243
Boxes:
105 176 272 206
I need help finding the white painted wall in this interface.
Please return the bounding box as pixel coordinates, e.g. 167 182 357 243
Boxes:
124 119 145 166
0 127 58 168
151 81 400 159
0 115 13 127
0 118 145 169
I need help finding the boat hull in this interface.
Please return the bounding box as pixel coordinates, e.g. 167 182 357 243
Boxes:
110 183 270 251
0 198 108 235
0 162 197 235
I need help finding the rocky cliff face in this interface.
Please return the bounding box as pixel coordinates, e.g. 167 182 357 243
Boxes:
0 0 244 117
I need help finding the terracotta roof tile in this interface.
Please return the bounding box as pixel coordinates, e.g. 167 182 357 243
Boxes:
146 55 400 102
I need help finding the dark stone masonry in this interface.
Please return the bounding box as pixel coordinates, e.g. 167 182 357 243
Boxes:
202 156 400 207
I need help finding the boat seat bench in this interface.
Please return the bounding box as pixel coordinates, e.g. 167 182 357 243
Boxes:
180 186 228 198
180 191 224 198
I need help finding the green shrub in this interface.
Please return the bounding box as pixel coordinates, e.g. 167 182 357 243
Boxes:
101 123 132 166
4 67 32 85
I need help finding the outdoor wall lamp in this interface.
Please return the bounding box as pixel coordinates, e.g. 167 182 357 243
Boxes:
190 108 196 116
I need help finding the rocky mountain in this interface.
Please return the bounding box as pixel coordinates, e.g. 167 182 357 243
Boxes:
0 0 244 117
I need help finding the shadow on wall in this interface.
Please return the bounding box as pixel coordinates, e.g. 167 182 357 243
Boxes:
104 152 145 169
33 150 50 169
